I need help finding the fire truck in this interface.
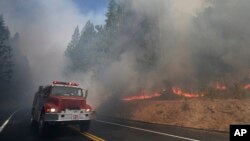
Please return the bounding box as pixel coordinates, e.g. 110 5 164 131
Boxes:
31 81 92 136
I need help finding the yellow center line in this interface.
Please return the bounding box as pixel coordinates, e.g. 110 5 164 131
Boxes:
82 132 106 141
68 125 106 141
82 133 100 141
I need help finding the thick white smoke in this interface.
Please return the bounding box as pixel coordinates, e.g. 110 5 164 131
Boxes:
1 0 250 108
93 0 250 105
0 0 106 107
0 0 106 87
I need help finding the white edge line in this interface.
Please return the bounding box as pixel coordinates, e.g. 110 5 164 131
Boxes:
0 109 20 133
95 119 200 141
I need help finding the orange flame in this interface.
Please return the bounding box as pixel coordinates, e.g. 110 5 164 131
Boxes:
216 82 226 90
172 87 202 98
122 92 162 101
215 83 250 90
244 84 250 90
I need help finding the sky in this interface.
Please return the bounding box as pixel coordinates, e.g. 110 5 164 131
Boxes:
72 0 108 14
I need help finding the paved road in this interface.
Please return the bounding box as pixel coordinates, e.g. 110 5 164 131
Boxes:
0 108 229 141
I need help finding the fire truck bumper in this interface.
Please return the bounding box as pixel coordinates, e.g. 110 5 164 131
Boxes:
44 112 91 122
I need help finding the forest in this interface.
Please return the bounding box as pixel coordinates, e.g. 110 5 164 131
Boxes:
65 0 250 99
0 15 32 105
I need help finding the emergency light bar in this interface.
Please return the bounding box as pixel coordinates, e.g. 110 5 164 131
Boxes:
52 81 79 86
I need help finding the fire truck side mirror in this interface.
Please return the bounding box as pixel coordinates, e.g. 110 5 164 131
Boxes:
85 90 88 98
38 86 43 92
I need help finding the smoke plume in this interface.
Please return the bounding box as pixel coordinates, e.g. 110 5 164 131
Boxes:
81 0 250 105
1 0 250 108
0 0 106 104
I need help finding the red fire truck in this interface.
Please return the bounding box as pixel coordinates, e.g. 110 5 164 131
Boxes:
31 81 92 136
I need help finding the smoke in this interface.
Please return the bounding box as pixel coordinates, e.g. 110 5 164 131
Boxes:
1 0 250 108
0 0 107 106
131 0 250 86
148 0 250 87
90 0 250 104
0 0 106 87
93 0 212 97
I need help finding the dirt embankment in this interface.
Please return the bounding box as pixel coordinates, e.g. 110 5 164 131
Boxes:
106 99 250 132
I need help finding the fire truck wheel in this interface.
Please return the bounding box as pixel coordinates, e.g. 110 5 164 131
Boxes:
30 116 36 128
38 113 47 137
80 120 90 132
30 116 38 134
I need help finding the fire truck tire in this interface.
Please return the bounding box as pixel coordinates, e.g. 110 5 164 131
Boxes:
80 120 90 132
30 116 38 134
30 116 36 128
38 113 48 137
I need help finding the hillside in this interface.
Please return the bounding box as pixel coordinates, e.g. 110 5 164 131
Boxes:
104 99 250 132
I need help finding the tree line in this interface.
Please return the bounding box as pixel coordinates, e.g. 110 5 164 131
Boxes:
0 15 32 103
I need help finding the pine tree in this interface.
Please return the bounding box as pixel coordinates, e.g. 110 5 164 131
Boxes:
64 0 160 74
105 0 118 29
65 26 80 57
78 21 96 48
10 32 33 99
67 21 96 72
0 15 12 85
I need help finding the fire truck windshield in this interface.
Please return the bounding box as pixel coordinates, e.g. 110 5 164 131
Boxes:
51 86 85 97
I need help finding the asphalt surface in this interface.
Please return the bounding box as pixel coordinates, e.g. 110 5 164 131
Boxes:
0 108 229 141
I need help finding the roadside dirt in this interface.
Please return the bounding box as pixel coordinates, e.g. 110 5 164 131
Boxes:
107 99 250 132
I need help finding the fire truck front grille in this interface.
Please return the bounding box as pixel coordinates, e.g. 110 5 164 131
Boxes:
60 99 84 110
68 107 81 110
44 114 58 121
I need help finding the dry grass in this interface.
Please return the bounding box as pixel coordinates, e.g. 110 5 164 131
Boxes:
110 99 250 132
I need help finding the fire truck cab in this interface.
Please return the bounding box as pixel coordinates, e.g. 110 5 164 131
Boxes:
31 81 92 136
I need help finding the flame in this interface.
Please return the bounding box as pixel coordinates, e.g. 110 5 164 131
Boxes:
122 92 162 101
172 87 202 98
215 83 250 90
244 84 250 90
122 83 250 101
215 82 226 90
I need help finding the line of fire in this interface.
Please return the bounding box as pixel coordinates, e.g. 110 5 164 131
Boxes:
122 82 250 101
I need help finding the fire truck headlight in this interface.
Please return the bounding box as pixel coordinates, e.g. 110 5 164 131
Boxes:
50 108 56 112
